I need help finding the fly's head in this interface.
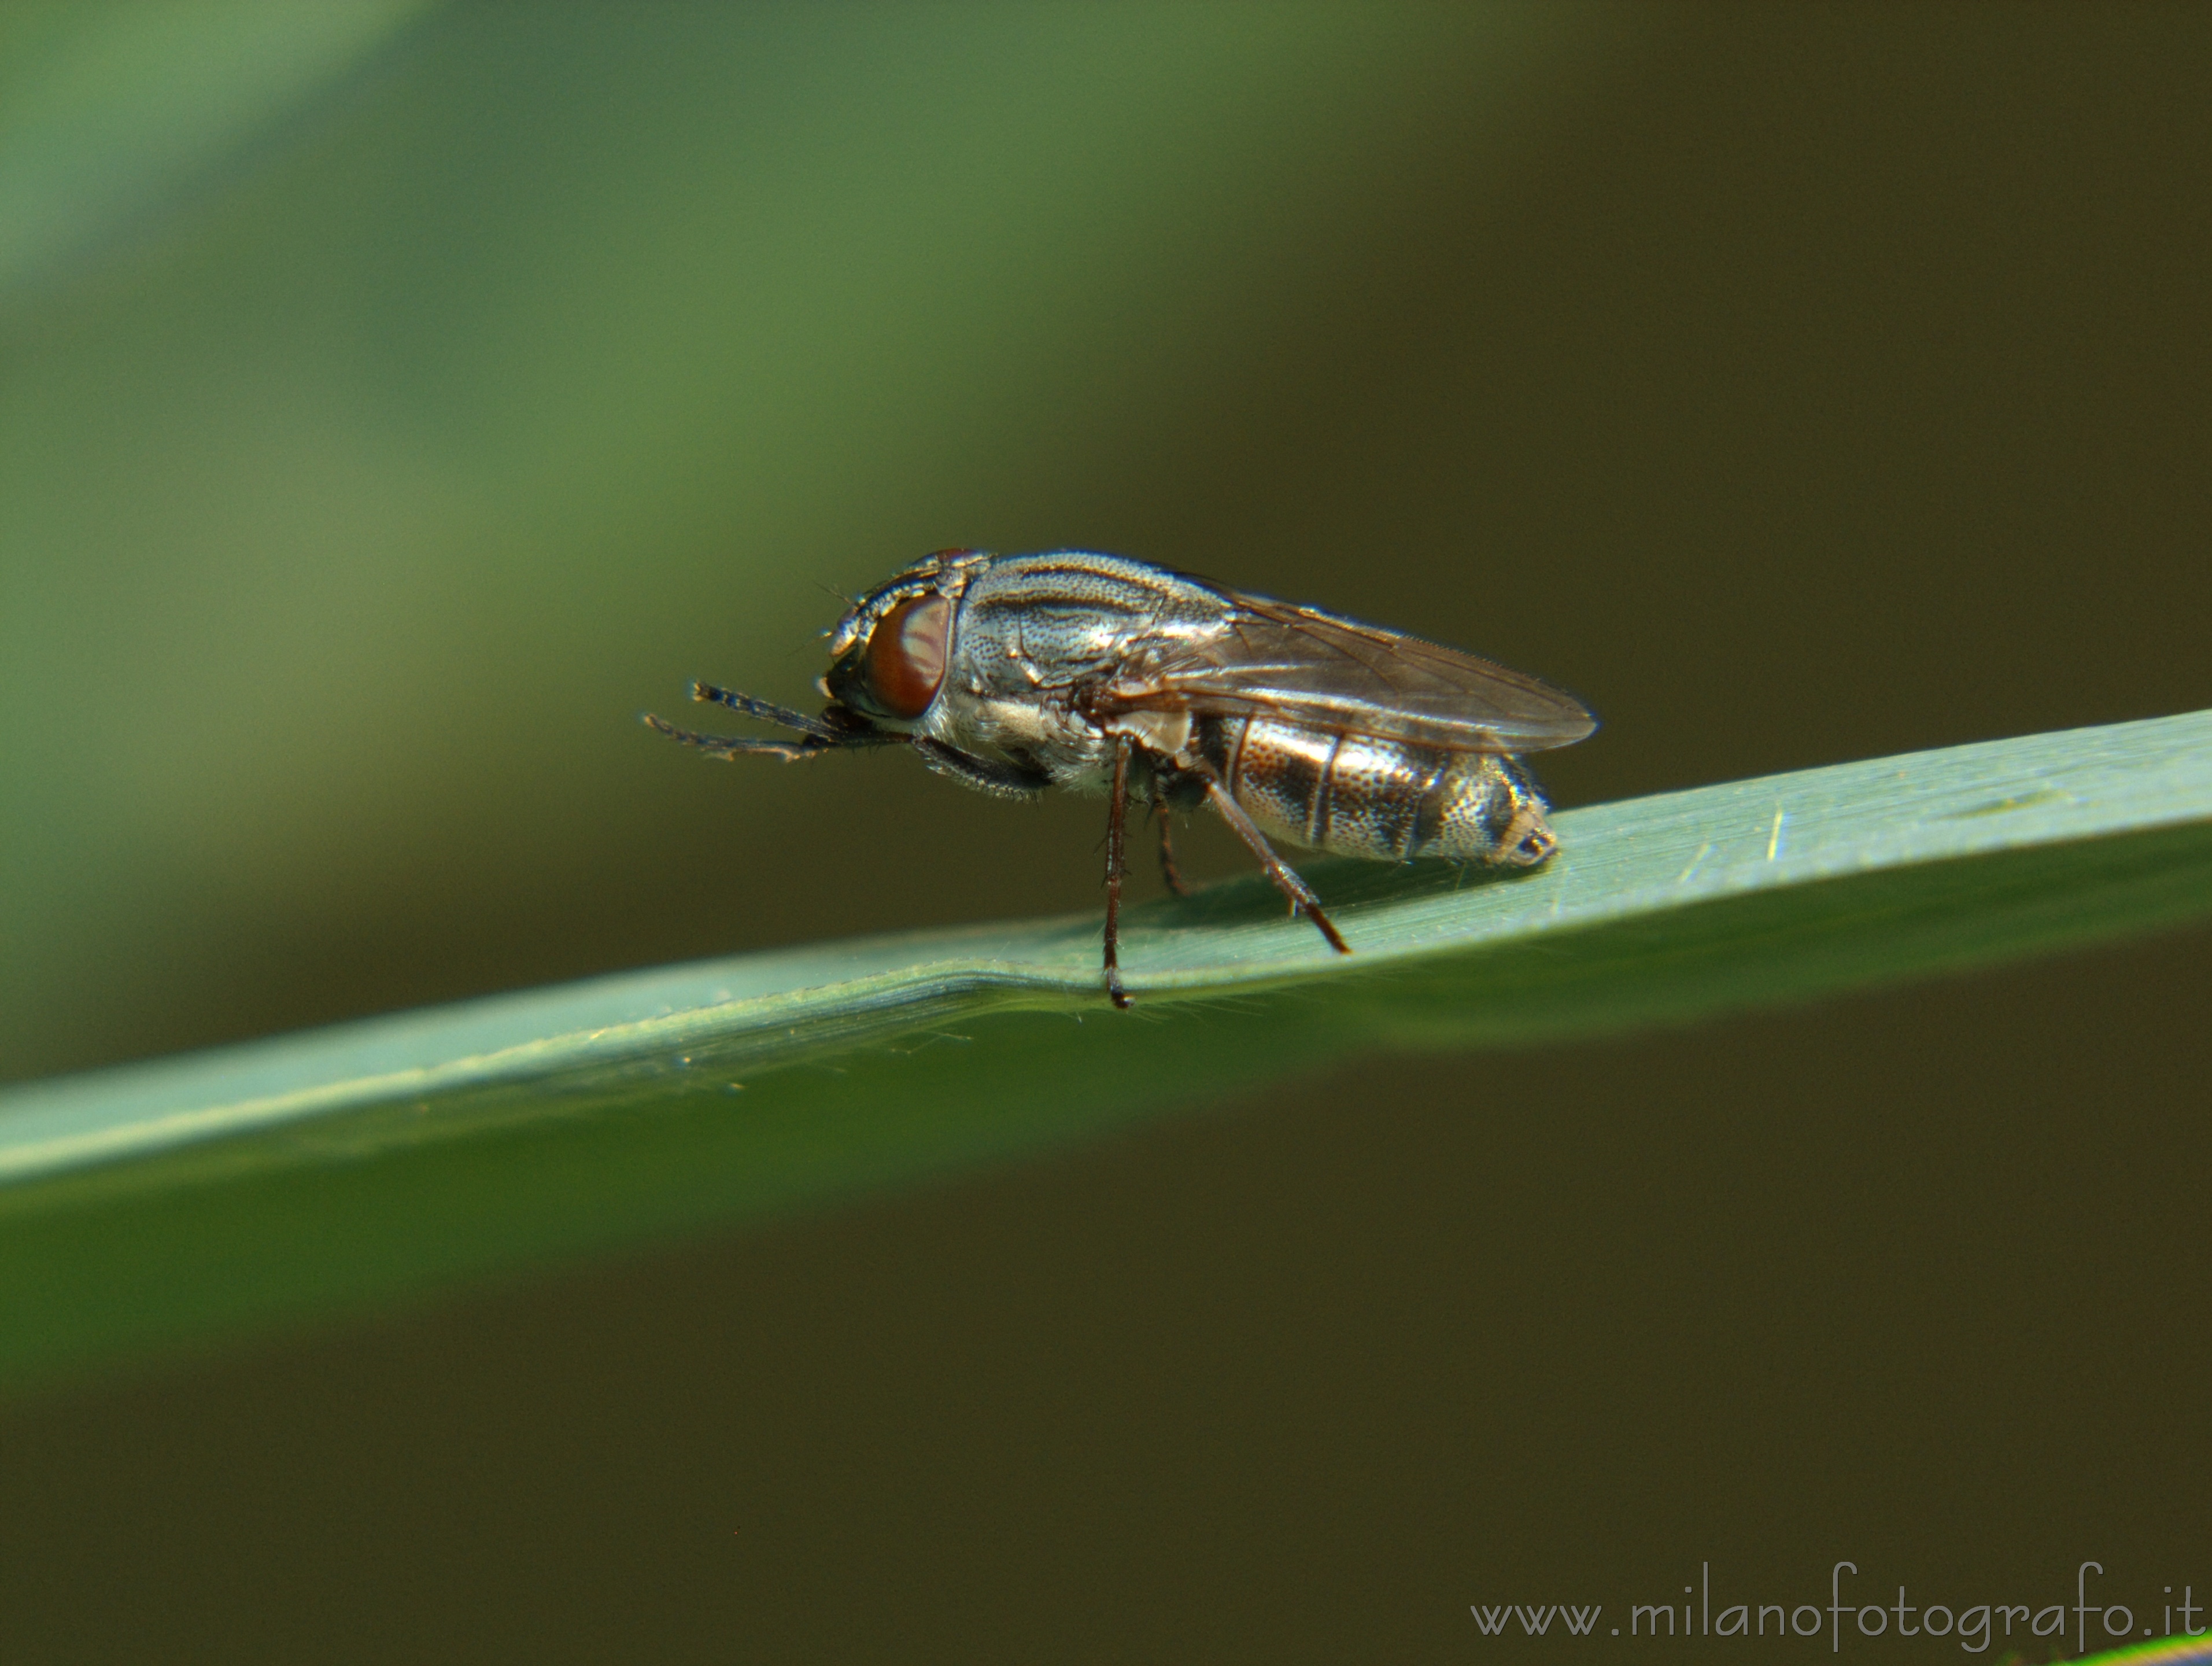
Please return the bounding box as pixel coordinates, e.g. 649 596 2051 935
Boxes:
819 548 994 730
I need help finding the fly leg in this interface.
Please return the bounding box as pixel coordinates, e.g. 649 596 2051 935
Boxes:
911 737 1049 799
642 713 833 762
1154 798 1192 898
1102 734 1135 1009
644 683 897 761
1191 765 1350 954
690 683 852 740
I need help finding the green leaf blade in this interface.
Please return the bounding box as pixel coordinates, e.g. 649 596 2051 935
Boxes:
2 709 2208 1391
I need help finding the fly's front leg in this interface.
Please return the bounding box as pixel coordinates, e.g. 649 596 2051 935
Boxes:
1102 734 1135 1009
645 684 898 761
1190 763 1350 955
1154 799 1192 898
690 683 850 741
642 713 832 762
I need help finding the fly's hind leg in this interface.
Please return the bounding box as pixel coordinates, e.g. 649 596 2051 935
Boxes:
1191 765 1350 955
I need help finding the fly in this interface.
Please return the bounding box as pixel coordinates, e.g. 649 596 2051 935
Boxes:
647 549 1596 1008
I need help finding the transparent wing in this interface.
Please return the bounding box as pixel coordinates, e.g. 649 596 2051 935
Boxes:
1105 590 1596 753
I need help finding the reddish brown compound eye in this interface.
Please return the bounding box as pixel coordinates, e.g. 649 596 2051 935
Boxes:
865 595 951 719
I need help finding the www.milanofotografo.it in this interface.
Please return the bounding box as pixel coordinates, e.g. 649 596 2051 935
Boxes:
1471 1562 2207 1653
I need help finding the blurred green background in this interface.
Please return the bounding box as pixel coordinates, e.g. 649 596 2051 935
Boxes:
2 3 2209 1660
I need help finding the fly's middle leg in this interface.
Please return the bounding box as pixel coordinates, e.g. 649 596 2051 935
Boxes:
1102 734 1135 1009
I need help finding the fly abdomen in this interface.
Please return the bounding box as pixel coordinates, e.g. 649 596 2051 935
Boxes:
1195 715 1557 867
